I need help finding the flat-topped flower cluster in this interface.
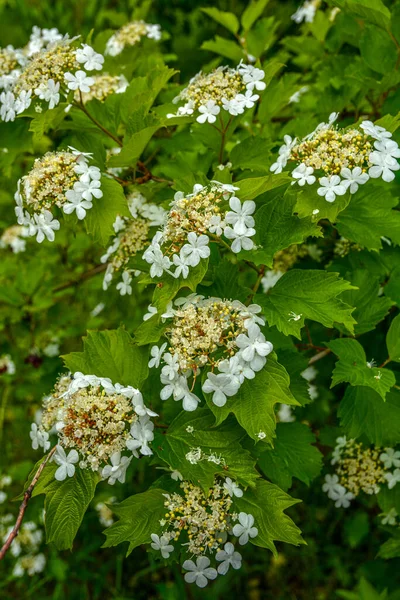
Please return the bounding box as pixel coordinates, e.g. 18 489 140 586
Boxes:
168 62 265 123
1 513 45 577
150 479 257 588
105 21 162 56
0 224 29 253
148 294 273 411
102 191 166 295
30 372 157 484
271 114 399 202
0 30 104 121
14 147 103 242
78 73 128 103
323 437 400 508
143 182 256 280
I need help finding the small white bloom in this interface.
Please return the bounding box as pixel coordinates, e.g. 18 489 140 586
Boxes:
0 91 16 122
116 271 132 296
292 163 316 186
170 469 183 481
223 477 243 498
63 189 93 220
216 542 242 575
381 507 398 526
234 89 259 109
150 533 174 559
161 353 180 381
173 251 190 279
360 120 392 141
261 270 284 292
14 90 32 114
340 166 369 194
73 178 103 201
235 323 273 371
64 70 95 93
127 416 154 457
224 225 255 253
317 175 347 203
183 556 218 588
53 446 79 481
35 79 60 109
332 485 354 508
225 197 256 235
207 214 225 236
277 404 295 423
380 448 400 469
75 44 104 71
202 372 240 407
197 100 220 124
149 343 167 368
101 452 132 484
232 512 258 545
143 304 158 321
322 474 342 499
32 210 60 243
181 232 210 267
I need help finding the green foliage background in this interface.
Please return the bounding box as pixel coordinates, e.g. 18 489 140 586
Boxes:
1 0 400 598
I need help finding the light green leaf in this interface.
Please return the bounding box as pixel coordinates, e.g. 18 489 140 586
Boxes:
378 535 400 560
62 328 149 388
331 0 391 30
241 0 269 31
294 184 351 222
84 177 130 245
201 8 239 34
153 409 259 491
387 313 400 362
230 136 273 172
338 387 400 446
359 25 397 75
102 489 166 555
201 36 244 62
258 422 323 491
207 356 299 443
327 338 395 401
237 173 291 200
336 187 400 251
234 480 304 555
256 270 357 338
108 123 163 168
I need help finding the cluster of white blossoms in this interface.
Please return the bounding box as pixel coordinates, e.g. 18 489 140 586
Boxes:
0 224 29 253
30 372 158 483
148 294 273 411
0 354 16 375
143 182 257 280
323 438 400 508
291 0 320 24
168 62 265 123
1 514 45 577
270 114 400 203
14 147 103 243
0 30 104 121
150 479 257 588
77 73 128 103
105 21 162 56
102 191 166 295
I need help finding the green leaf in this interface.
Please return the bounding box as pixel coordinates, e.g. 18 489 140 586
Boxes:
62 328 149 388
153 409 259 491
230 136 273 172
339 270 393 335
234 480 304 555
392 3 400 44
336 187 400 251
150 259 209 313
378 535 400 560
256 270 357 339
359 25 397 75
108 123 163 168
102 489 166 555
84 177 130 245
201 8 239 34
241 0 269 31
201 36 244 62
331 0 391 30
387 313 400 362
327 338 395 401
377 485 400 514
258 422 323 491
294 185 351 222
246 192 322 267
207 356 299 443
236 173 291 200
338 387 400 446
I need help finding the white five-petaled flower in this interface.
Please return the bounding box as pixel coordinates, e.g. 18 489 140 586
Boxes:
202 372 240 407
150 533 174 559
126 417 154 456
225 197 256 235
14 90 32 114
322 474 343 500
196 100 220 124
385 469 400 490
340 166 369 194
183 556 218 588
216 542 242 575
75 45 104 71
173 252 190 279
232 512 258 545
143 304 158 321
73 178 103 201
235 323 273 371
32 210 60 243
116 271 132 296
224 225 255 253
332 485 354 508
360 120 392 141
34 79 60 109
270 135 297 174
235 89 259 109
380 448 400 469
149 343 167 368
181 232 210 267
292 163 316 186
29 423 50 452
63 189 93 220
317 175 347 203
64 70 95 93
0 91 16 122
143 245 172 278
381 507 398 526
74 162 101 183
53 446 79 481
223 477 243 498
238 65 266 91
101 451 132 484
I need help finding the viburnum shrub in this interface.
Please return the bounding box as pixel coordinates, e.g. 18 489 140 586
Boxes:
1 0 400 596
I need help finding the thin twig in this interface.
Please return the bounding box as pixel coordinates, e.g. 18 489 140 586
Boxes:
308 348 331 365
0 447 57 561
53 263 106 293
74 97 122 147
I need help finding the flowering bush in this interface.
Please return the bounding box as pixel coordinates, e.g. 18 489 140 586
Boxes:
2 0 400 597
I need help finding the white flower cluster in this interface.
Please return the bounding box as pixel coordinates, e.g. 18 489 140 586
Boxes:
0 474 12 505
77 73 128 103
0 32 104 122
105 21 162 56
291 0 319 24
150 479 257 588
271 115 400 203
0 513 46 577
168 62 265 123
0 354 16 375
30 372 158 484
149 295 273 412
143 182 256 280
15 147 103 243
323 437 400 508
102 191 166 295
0 224 29 253
95 496 116 528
